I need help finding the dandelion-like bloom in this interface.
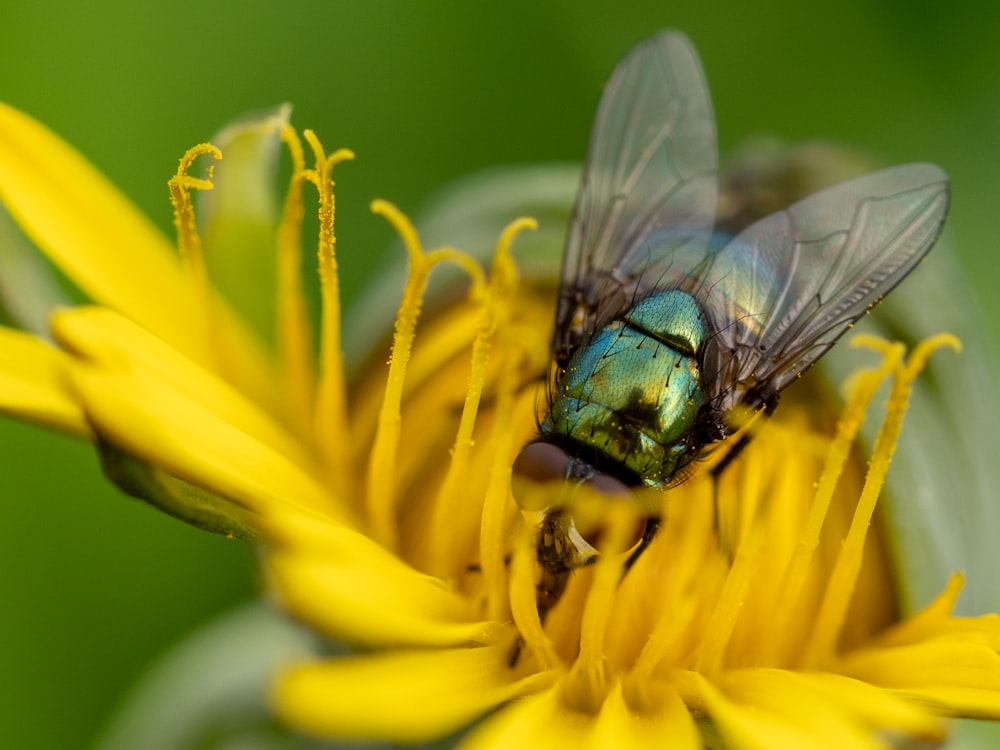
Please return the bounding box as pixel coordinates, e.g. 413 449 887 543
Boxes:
1 100 1000 750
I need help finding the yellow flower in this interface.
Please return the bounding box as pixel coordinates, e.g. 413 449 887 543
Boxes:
1 98 999 750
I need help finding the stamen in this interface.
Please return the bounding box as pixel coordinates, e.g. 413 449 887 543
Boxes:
167 143 222 354
490 218 534 294
695 503 766 678
763 341 902 666
425 295 494 573
366 200 484 550
579 504 635 659
427 218 535 576
300 130 355 491
169 144 221 279
562 500 637 712
508 518 561 669
630 481 716 683
276 124 316 439
478 349 520 622
478 219 536 621
803 334 960 666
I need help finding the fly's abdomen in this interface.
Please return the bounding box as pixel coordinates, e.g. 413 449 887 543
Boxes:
542 290 709 486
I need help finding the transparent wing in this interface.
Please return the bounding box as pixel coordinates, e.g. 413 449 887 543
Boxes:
696 163 950 415
554 30 718 368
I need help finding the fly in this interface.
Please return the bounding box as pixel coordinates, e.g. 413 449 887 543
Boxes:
513 30 950 624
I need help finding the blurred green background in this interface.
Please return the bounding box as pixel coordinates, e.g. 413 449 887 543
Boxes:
0 1 997 746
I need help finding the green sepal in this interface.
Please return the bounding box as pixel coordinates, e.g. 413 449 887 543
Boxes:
197 104 291 343
98 441 263 542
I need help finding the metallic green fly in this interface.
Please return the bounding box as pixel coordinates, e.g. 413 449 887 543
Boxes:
513 30 949 621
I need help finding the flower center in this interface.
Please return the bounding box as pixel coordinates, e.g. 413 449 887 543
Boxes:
178 123 959 717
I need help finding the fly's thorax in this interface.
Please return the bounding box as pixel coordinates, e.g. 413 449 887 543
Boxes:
541 290 709 486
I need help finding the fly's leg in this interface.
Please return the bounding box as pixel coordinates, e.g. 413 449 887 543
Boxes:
509 507 595 665
709 395 777 549
623 515 660 572
511 509 661 665
535 507 596 624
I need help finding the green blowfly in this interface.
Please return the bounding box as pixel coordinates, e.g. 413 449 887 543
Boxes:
513 30 949 622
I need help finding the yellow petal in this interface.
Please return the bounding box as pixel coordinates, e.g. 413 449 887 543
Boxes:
461 689 588 750
726 669 943 743
0 102 274 405
72 366 336 522
52 307 303 465
0 326 90 436
587 683 701 750
57 314 349 525
683 668 943 750
275 646 522 743
841 641 1000 719
874 574 1000 651
464 681 700 750
891 685 1000 721
699 686 860 749
267 514 496 648
0 103 201 353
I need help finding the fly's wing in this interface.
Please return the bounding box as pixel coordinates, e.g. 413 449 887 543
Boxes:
554 30 719 370
696 163 950 417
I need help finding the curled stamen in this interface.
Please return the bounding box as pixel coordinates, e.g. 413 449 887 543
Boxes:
479 342 521 622
425 297 495 574
167 143 222 361
168 143 222 285
366 200 487 550
491 217 535 292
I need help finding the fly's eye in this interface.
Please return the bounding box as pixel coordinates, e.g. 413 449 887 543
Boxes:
513 443 570 487
513 442 633 511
